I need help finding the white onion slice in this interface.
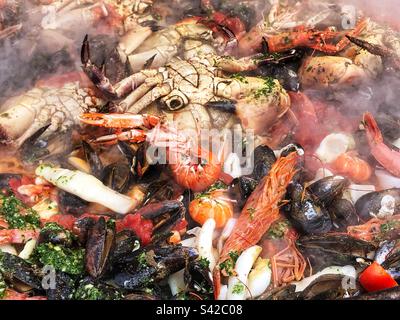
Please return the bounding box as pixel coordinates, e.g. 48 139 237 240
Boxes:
247 258 272 299
197 219 217 272
226 245 262 300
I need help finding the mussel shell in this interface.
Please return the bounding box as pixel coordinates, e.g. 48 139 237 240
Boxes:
298 274 360 300
376 112 400 141
101 163 133 194
308 176 349 205
0 252 42 290
82 140 103 179
286 183 332 235
85 217 115 279
57 190 88 216
46 272 75 300
38 225 74 247
297 235 375 272
184 260 213 298
257 285 298 300
113 246 198 289
355 188 400 222
252 145 277 181
238 176 258 200
346 286 400 300
111 230 141 265
329 199 360 232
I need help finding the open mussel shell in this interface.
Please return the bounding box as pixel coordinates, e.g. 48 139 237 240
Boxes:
101 163 133 194
85 217 115 279
0 252 43 291
183 260 214 299
82 140 103 179
308 176 350 205
355 188 400 221
297 235 375 272
110 230 141 265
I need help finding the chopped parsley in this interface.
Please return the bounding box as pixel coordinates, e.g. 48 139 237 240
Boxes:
380 220 400 234
0 194 40 230
219 250 240 276
74 283 122 300
230 73 249 84
35 243 85 275
267 220 290 239
137 252 148 269
195 182 228 199
247 207 256 220
253 77 276 99
198 257 210 269
232 283 245 295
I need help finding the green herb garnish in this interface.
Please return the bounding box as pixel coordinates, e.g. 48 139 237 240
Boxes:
253 77 276 99
0 194 40 230
35 243 85 275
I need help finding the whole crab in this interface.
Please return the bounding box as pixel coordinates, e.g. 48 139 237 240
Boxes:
81 35 291 135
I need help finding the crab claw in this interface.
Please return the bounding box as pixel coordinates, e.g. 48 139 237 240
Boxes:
79 113 160 129
81 35 118 100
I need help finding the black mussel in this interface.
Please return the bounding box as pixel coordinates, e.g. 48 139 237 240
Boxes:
38 222 76 247
257 285 298 300
236 145 276 203
256 64 300 92
0 173 21 190
57 190 88 216
346 286 400 300
118 141 151 179
297 235 375 272
85 217 115 279
355 188 400 222
0 252 43 290
101 163 133 194
136 200 185 242
329 199 360 232
237 176 258 201
74 277 122 300
74 217 96 244
252 145 277 181
285 183 332 235
19 124 51 162
308 176 350 205
376 112 400 141
113 246 198 290
280 143 305 183
298 274 360 300
111 230 141 265
183 260 213 299
82 140 103 179
142 180 176 206
375 240 396 265
46 272 75 300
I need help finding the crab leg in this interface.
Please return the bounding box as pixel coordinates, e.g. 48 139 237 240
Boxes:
125 82 172 114
79 113 160 129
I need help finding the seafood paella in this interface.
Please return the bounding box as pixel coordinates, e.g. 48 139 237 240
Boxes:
1 0 400 301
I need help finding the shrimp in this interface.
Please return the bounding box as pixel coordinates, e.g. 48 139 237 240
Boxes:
364 112 400 177
331 152 372 183
213 152 298 298
0 229 39 245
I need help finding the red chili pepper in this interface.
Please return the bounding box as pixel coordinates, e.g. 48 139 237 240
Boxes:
359 262 398 293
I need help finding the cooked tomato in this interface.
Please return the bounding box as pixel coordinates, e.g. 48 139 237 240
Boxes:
116 213 153 246
359 262 398 293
